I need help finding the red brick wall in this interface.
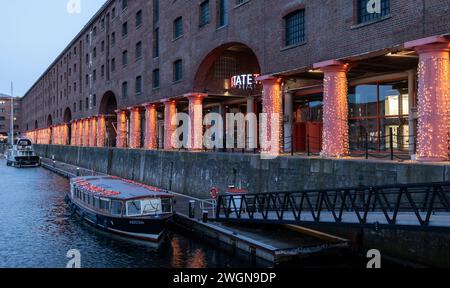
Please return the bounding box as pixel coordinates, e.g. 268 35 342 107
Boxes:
20 0 450 132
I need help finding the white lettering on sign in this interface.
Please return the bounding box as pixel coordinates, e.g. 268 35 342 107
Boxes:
230 74 260 90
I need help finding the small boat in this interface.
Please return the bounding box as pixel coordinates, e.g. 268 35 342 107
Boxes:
66 176 174 242
5 137 41 167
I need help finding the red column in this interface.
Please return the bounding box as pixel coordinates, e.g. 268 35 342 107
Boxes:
84 119 90 147
90 117 98 147
313 60 349 158
71 121 76 145
129 107 142 149
77 120 83 146
405 36 450 161
143 103 158 149
163 99 177 150
116 110 128 148
186 93 207 150
97 115 106 147
257 76 283 156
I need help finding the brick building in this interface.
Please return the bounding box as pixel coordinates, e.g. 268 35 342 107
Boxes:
21 0 450 161
0 94 21 143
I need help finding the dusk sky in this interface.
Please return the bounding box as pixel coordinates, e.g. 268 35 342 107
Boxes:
0 0 106 97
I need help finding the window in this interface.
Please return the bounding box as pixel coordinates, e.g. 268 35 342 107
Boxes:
348 79 409 151
173 59 183 82
284 10 305 47
199 1 210 26
153 69 160 88
79 100 83 111
101 40 105 52
217 0 228 27
153 28 160 58
85 97 89 109
136 41 143 60
101 65 105 78
93 94 97 107
101 18 105 30
357 0 390 24
111 58 116 72
93 26 97 36
93 70 97 82
136 10 143 28
122 50 128 66
135 76 142 95
122 0 128 11
93 47 97 58
111 201 123 216
153 0 160 24
111 32 116 46
173 17 183 39
126 200 141 216
112 7 116 18
122 81 128 98
122 22 128 37
85 74 89 85
85 53 89 64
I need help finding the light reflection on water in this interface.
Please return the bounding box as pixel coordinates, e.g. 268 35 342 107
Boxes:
0 160 265 268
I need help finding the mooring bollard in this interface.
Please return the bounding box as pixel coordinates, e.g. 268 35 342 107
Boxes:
202 210 208 223
189 200 196 219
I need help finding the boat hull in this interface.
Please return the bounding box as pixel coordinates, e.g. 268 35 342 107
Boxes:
65 195 172 242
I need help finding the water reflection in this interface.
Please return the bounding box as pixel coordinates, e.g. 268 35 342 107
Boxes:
0 160 266 268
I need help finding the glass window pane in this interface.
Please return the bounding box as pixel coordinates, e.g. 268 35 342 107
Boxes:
127 200 142 216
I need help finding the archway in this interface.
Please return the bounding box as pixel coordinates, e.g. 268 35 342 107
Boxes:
64 108 72 145
194 42 261 95
193 43 262 151
47 115 53 127
99 91 118 147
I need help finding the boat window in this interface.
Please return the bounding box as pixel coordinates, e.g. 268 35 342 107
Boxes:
142 198 161 215
99 198 111 211
161 198 172 214
93 197 99 208
111 201 123 216
126 200 142 216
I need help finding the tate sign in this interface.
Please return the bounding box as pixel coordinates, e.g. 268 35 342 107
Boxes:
230 74 260 90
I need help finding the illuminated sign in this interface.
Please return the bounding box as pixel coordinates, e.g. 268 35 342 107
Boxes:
230 74 260 90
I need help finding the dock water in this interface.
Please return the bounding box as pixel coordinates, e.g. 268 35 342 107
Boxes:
40 157 350 264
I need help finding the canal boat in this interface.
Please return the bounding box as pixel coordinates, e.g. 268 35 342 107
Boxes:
5 137 41 167
66 176 174 242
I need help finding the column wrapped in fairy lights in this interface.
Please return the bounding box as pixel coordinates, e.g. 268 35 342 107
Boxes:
405 37 450 161
71 121 77 146
83 119 90 147
97 115 106 147
257 76 283 156
163 99 177 150
313 60 349 158
129 107 142 149
116 110 128 148
77 120 83 146
90 117 98 147
143 103 158 150
62 124 69 145
186 93 207 150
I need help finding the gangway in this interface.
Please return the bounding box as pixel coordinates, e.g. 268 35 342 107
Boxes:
215 182 450 232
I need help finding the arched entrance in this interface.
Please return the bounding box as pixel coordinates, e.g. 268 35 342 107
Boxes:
64 108 72 145
99 91 118 147
193 43 262 151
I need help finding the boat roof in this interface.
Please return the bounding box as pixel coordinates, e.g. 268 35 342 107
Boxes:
71 176 173 200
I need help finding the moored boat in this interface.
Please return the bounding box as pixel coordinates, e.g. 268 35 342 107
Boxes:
5 138 41 167
66 176 174 242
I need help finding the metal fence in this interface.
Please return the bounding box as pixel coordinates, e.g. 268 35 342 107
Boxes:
216 182 450 231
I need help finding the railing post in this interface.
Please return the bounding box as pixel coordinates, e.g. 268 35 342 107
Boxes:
365 133 369 160
307 134 311 157
291 132 294 156
390 128 394 161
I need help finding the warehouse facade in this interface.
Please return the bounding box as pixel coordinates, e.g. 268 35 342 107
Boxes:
21 0 450 161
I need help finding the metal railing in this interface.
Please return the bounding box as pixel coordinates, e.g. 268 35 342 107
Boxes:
215 182 450 232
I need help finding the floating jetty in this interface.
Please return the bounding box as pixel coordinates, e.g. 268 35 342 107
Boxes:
40 157 350 264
